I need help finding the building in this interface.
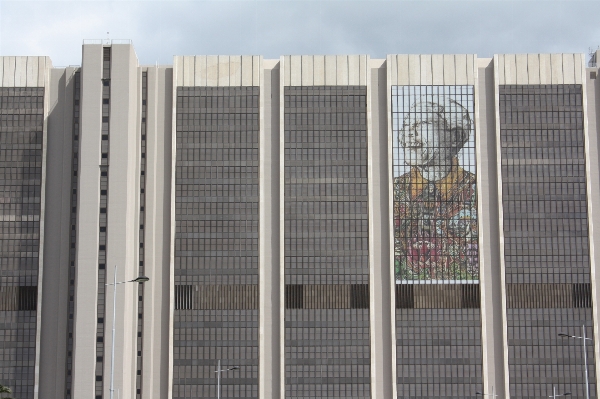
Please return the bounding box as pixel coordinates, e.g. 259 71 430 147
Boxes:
0 41 599 399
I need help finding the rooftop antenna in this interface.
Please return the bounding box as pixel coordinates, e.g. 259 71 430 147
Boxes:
588 46 599 67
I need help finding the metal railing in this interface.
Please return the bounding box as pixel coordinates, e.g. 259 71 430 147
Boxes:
82 39 132 45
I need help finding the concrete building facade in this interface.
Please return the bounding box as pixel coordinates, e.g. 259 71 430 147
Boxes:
1 42 600 399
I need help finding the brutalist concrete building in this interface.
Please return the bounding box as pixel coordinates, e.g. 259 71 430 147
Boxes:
1 41 600 399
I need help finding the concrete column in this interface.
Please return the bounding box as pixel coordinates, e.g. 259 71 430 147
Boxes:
39 66 76 399
72 44 103 399
103 43 141 399
584 61 600 399
259 59 281 399
477 58 507 399
141 65 173 399
368 58 394 399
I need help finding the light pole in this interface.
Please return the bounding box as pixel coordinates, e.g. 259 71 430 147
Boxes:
477 386 497 399
214 359 239 399
559 325 592 399
107 265 149 399
549 386 571 399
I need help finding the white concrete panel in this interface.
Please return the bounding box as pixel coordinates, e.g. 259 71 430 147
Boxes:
574 53 583 84
73 43 103 399
229 55 242 86
455 54 467 85
397 55 409 85
14 57 27 86
206 55 219 86
290 55 302 86
420 54 432 85
218 55 230 86
282 56 290 86
550 53 563 84
313 55 325 86
3 57 15 86
325 55 337 85
516 54 528 84
392 55 399 86
348 55 360 86
40 57 49 87
504 54 516 84
359 55 367 86
527 54 541 84
0 58 3 86
496 54 505 85
242 55 254 86
443 54 455 85
336 55 349 85
562 54 575 84
387 55 396 86
539 53 552 84
174 56 183 87
182 56 194 86
252 56 260 86
466 54 475 85
407 54 420 85
26 57 37 87
195 56 207 87
432 54 444 85
301 55 314 86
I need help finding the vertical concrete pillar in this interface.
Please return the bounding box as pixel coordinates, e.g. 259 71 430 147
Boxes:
72 44 103 399
259 59 281 399
39 66 76 399
368 58 394 399
476 57 506 399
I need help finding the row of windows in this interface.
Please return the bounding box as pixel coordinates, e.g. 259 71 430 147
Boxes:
0 132 42 144
500 109 583 123
284 113 366 127
176 167 258 179
503 200 587 214
176 113 259 125
177 148 258 161
176 184 257 197
176 202 259 215
285 183 368 197
285 219 367 233
175 238 258 252
0 114 43 125
177 95 259 108
285 130 367 142
502 146 584 160
176 131 259 142
285 94 366 108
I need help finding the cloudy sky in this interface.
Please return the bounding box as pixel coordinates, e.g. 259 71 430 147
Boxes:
1 0 599 66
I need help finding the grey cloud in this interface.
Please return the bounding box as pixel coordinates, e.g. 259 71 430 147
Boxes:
1 1 599 66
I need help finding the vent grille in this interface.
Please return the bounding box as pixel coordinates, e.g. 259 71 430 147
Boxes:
175 285 258 310
507 283 592 308
396 284 480 309
0 286 38 311
285 284 369 309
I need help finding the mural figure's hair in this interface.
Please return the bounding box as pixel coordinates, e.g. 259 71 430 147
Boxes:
410 97 471 149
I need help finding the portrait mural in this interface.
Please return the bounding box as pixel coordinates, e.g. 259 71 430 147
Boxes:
392 85 478 283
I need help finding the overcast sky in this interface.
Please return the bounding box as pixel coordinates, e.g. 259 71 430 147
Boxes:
1 0 599 67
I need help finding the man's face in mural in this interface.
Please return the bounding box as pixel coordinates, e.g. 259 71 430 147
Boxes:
399 104 454 168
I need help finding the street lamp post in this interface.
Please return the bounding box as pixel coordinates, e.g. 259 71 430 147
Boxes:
559 325 592 399
214 359 239 399
477 386 497 398
107 265 149 399
549 386 571 399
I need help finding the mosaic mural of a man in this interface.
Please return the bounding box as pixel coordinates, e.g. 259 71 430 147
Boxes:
393 86 478 282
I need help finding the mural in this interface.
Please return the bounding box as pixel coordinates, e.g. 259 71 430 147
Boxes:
392 86 478 282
